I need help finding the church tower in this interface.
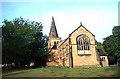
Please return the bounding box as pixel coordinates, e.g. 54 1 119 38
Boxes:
48 16 61 49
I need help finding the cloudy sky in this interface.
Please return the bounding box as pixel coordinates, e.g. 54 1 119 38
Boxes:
1 0 119 42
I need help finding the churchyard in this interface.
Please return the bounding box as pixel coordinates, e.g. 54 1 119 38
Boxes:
2 65 120 77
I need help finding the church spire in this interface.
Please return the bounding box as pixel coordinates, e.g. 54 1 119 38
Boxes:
49 16 59 38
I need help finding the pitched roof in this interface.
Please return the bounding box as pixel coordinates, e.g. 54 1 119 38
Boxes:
49 16 59 38
97 48 107 56
58 24 95 47
69 24 95 37
58 37 69 48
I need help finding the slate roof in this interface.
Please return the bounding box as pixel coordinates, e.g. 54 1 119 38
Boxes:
97 48 107 56
49 16 58 38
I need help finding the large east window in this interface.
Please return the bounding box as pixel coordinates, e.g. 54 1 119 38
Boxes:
76 34 90 55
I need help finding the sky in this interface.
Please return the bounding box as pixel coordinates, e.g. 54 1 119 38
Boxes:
1 1 119 42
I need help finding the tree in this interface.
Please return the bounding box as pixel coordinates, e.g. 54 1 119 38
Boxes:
96 42 106 53
2 17 49 67
103 26 120 65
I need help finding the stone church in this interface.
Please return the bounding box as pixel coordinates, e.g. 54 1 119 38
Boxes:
47 17 109 67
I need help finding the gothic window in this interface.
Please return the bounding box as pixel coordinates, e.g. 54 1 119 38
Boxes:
76 34 90 55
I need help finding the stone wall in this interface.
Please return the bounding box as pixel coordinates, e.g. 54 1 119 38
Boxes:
100 56 109 67
47 26 109 67
69 26 100 67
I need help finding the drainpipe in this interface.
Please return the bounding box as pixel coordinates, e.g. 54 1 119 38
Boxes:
69 34 73 68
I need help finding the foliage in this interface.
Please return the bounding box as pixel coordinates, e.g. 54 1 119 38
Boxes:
96 42 106 53
103 26 120 65
2 17 49 67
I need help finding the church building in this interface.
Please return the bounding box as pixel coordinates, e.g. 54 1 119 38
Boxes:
47 16 109 67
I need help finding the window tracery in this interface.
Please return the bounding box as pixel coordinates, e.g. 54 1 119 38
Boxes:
76 34 90 55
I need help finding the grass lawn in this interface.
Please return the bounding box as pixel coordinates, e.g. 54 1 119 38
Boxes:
2 65 120 78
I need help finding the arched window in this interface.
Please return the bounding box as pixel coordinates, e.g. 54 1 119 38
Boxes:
76 34 90 55
52 41 57 49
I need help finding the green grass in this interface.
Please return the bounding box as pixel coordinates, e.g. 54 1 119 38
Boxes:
2 65 120 77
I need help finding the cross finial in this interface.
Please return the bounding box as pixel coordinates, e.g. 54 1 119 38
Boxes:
80 22 82 26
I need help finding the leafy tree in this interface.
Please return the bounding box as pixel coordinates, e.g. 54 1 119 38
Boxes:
2 17 49 67
96 42 106 53
103 26 120 65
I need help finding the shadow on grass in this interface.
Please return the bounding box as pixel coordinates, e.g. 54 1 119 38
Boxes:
3 70 27 77
2 70 29 77
104 65 120 77
2 67 34 77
